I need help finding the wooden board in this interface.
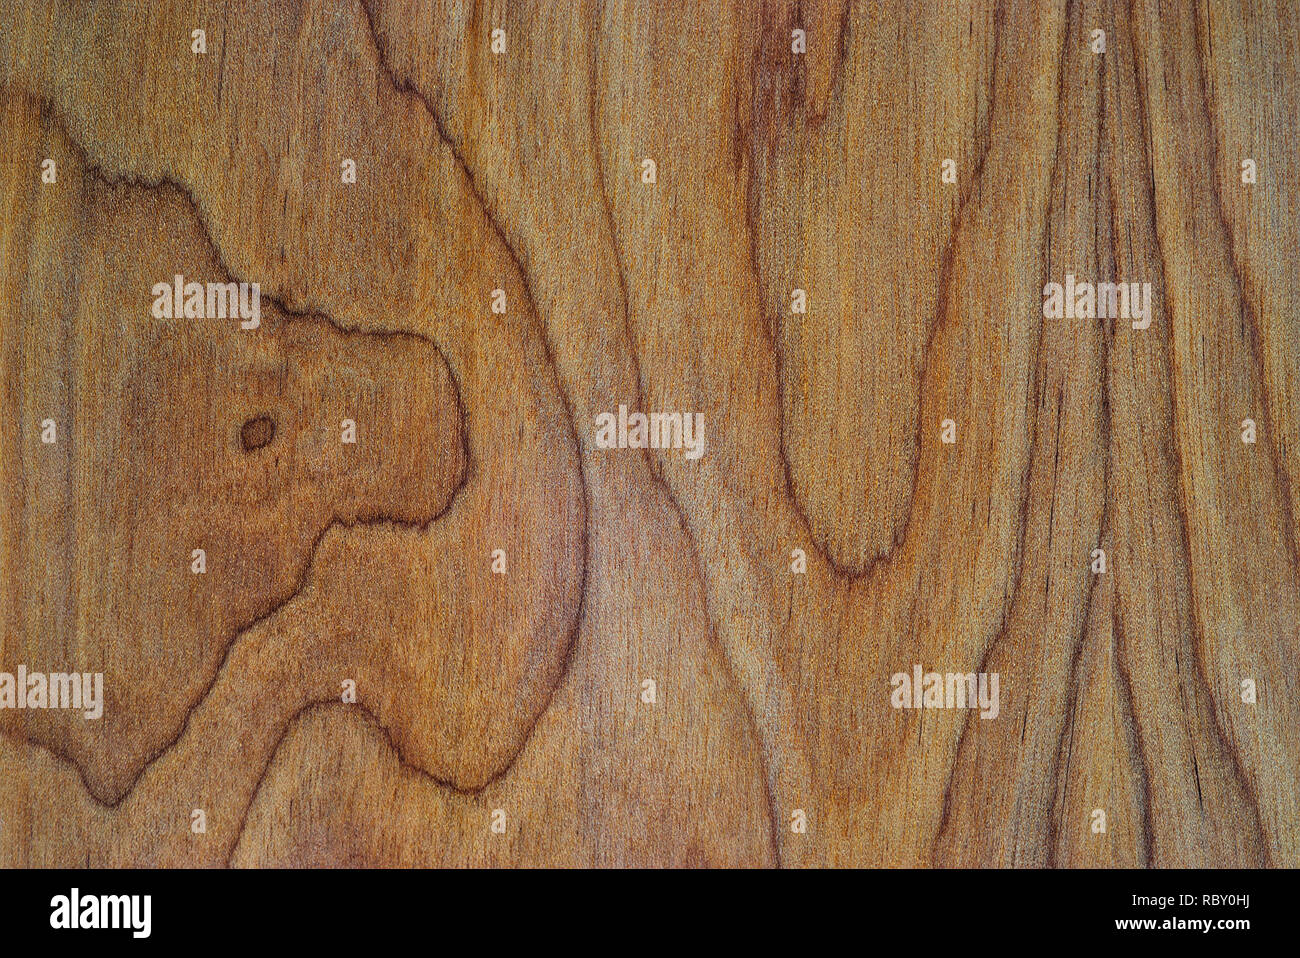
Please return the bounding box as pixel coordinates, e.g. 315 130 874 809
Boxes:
0 0 1296 867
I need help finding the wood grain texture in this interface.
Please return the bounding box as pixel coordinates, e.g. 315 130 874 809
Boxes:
0 0 1296 867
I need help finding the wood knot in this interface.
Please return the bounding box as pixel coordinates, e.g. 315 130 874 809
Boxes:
240 415 276 451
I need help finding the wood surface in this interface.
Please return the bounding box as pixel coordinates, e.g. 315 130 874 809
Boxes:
0 0 1297 867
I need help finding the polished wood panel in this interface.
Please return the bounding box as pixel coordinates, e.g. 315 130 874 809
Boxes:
1 0 1295 867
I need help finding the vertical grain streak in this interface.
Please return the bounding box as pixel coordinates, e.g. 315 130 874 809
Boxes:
581 4 789 867
1120 0 1273 862
587 3 647 450
749 0 1008 582
1188 0 1300 585
932 0 1070 863
356 2 593 789
1111 609 1155 866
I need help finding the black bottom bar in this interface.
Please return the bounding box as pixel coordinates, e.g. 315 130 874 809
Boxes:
0 867 1275 945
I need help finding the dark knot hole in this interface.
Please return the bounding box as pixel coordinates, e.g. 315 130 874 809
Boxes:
240 415 276 451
